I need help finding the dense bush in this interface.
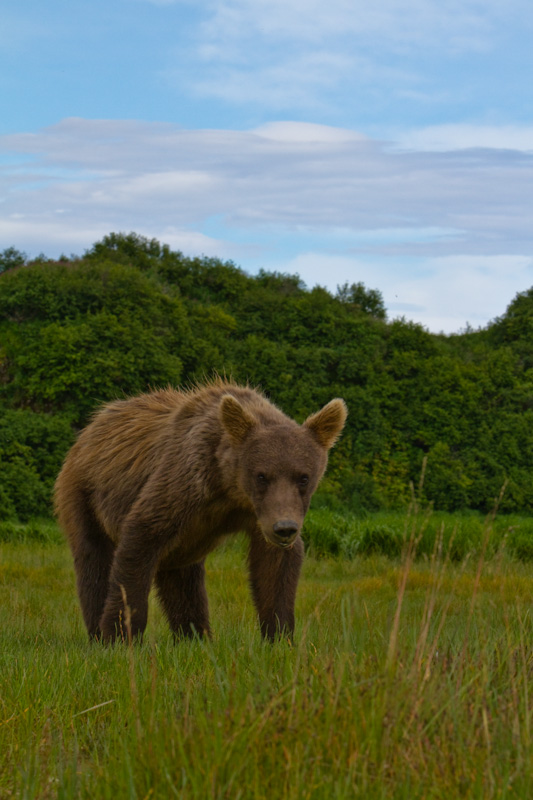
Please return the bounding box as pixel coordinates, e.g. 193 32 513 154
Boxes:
0 408 73 520
1 232 533 521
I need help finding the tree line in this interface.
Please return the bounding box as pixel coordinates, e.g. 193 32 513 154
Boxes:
1 232 532 520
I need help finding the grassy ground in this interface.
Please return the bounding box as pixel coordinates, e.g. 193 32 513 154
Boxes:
1 517 533 798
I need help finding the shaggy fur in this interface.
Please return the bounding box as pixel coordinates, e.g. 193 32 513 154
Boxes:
54 380 347 642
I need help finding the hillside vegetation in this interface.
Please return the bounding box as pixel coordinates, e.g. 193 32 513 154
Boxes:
1 232 533 520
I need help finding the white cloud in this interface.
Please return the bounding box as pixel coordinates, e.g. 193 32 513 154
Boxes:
2 119 532 248
280 251 533 333
254 122 367 144
0 218 109 254
135 226 237 257
1 117 533 332
0 216 235 260
388 254 533 330
395 124 533 152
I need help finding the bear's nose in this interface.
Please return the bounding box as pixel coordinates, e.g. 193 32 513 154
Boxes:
273 520 299 538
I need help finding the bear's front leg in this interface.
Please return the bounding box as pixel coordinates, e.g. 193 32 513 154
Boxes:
155 561 211 639
99 525 168 642
247 526 304 641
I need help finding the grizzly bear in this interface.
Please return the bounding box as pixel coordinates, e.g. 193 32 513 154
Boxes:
54 380 347 642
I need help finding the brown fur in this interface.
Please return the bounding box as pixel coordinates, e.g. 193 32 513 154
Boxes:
54 380 347 642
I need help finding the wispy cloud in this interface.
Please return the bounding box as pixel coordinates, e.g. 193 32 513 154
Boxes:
157 0 531 113
199 0 506 49
189 51 356 112
4 0 531 133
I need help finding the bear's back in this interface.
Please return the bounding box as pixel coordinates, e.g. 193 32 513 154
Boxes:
55 381 290 541
60 380 277 483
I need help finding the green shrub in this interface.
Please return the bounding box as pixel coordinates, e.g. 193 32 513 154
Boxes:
0 408 73 520
357 523 403 558
0 518 63 544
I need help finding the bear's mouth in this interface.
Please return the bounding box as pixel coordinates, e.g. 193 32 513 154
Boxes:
275 537 296 549
259 525 300 550
260 520 300 549
257 521 300 550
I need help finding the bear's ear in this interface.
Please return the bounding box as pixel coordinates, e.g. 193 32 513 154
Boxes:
220 395 256 444
303 398 347 450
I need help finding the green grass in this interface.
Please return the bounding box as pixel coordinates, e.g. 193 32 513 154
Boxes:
2 515 533 798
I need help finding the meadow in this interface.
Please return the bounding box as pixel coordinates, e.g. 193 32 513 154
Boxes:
2 510 533 799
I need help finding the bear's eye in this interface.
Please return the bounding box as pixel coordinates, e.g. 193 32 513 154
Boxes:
298 475 309 488
256 473 268 486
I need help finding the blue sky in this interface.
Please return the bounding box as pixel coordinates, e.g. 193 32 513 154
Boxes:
1 0 533 332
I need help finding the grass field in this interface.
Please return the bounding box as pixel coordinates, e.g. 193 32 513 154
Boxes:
2 513 533 798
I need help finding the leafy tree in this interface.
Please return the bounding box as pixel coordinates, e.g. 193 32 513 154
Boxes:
0 259 190 424
2 313 183 424
336 281 386 319
487 287 533 369
0 247 26 274
85 231 172 271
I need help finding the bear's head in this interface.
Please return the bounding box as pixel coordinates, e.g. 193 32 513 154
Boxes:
220 395 347 548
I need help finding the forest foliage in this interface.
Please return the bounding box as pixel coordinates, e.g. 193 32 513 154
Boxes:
1 232 533 521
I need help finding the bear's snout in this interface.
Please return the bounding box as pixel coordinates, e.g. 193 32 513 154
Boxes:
272 519 299 547
273 519 298 537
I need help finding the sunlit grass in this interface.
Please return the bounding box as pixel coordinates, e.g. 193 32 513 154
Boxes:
2 517 533 798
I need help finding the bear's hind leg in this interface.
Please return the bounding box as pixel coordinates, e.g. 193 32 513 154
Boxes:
155 561 211 638
63 495 115 639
